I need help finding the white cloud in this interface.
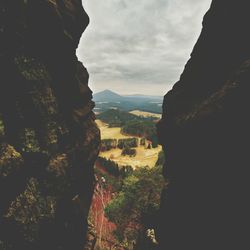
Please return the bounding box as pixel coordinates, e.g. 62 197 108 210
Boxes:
77 0 212 95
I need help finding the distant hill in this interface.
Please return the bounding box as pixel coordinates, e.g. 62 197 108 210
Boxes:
124 94 162 100
93 90 162 103
93 90 163 113
93 89 123 102
97 109 147 127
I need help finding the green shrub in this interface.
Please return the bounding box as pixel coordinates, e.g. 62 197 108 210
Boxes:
121 147 136 157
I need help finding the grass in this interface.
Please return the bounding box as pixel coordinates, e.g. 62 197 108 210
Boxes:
96 119 162 169
129 110 161 119
96 120 137 140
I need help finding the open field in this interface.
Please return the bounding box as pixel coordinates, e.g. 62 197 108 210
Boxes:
96 119 162 168
129 110 162 119
99 146 161 169
96 120 137 140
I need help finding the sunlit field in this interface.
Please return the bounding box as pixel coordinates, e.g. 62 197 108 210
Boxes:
96 119 162 169
129 110 162 119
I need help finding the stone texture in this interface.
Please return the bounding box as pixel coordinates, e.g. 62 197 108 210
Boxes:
157 1 250 249
0 1 100 249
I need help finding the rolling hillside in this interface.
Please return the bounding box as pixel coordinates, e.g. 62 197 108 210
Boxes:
93 90 163 113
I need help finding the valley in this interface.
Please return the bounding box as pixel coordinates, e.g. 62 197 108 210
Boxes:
96 119 162 169
129 110 162 119
93 90 163 114
88 91 165 249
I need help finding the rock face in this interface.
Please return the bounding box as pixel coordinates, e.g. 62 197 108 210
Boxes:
0 1 100 249
157 1 250 249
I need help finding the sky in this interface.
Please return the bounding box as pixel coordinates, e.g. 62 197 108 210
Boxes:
77 0 212 96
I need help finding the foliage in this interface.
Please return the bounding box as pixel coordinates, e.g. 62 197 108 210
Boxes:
93 90 163 114
140 138 146 146
121 120 158 147
94 167 122 193
151 135 159 148
121 147 137 157
156 151 165 166
97 109 157 127
100 139 117 152
97 157 120 177
98 109 159 147
119 165 134 178
97 109 142 127
96 157 134 181
105 166 165 245
117 138 138 149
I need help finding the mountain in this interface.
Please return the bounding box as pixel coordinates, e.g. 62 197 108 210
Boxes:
124 94 162 100
93 90 163 114
93 89 124 102
94 90 162 102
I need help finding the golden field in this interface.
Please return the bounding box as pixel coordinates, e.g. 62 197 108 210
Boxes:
129 110 162 119
96 119 162 169
96 120 136 140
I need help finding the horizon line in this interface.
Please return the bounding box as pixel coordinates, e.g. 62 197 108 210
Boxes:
93 89 164 97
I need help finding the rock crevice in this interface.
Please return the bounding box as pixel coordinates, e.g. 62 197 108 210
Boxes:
157 1 250 249
0 1 100 249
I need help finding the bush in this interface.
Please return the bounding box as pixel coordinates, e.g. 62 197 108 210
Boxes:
121 147 136 157
97 109 141 127
156 151 165 166
96 157 134 179
121 121 158 147
105 166 165 245
117 138 138 149
100 139 117 151
120 165 134 178
97 157 120 177
140 138 146 146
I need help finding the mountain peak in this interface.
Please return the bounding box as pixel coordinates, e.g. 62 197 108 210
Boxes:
93 89 123 102
95 89 121 96
102 89 116 93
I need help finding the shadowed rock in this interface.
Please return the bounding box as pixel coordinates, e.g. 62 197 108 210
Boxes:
0 1 100 249
157 1 250 249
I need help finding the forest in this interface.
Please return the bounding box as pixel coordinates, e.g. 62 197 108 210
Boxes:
90 152 166 249
97 110 156 128
97 110 159 147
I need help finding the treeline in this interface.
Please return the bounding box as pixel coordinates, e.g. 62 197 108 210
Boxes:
98 109 160 147
97 109 157 127
118 138 138 149
94 101 162 114
105 164 166 248
101 138 139 152
97 156 133 178
156 150 165 166
97 151 165 179
100 139 117 151
94 151 166 248
121 147 136 157
121 120 158 148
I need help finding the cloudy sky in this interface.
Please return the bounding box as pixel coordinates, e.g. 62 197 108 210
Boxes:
77 0 212 96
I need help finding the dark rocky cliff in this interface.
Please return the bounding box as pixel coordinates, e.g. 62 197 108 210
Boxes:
0 1 100 249
157 1 250 249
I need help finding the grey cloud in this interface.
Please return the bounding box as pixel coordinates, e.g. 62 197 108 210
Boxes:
77 0 212 95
